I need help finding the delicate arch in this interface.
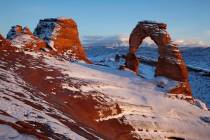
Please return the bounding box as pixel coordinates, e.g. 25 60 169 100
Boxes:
125 21 191 95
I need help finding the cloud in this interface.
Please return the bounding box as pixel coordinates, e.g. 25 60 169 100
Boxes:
174 39 208 47
82 35 129 47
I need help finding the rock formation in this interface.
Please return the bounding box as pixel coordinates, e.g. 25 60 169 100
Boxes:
34 17 92 63
0 34 10 47
7 25 46 51
125 52 139 74
0 34 3 42
126 21 192 96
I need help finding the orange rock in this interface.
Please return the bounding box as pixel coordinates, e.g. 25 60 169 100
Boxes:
7 25 46 51
0 46 137 139
126 21 192 96
125 52 139 74
34 18 92 63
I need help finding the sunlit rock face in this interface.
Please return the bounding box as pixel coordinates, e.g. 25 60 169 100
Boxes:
6 25 46 51
126 21 191 96
34 18 92 63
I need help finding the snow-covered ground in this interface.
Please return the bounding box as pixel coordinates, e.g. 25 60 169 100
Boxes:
0 62 87 140
0 124 37 140
41 53 210 140
1 43 210 139
85 45 210 107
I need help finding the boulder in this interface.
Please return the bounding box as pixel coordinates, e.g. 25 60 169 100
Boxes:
7 25 46 51
126 21 192 96
34 17 92 63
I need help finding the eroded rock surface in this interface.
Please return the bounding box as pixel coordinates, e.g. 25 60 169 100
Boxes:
0 34 10 47
0 45 139 140
7 25 46 51
126 21 191 96
34 18 92 63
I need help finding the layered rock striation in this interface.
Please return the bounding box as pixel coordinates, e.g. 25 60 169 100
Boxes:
0 34 10 47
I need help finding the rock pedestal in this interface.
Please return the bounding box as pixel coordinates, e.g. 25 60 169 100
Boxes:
34 18 92 63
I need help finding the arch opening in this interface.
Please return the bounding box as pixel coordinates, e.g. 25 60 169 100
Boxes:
137 37 158 79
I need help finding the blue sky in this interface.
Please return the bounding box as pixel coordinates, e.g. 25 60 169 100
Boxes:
0 0 210 45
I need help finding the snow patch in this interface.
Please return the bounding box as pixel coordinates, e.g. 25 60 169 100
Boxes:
62 83 80 92
11 34 33 48
155 76 179 91
42 56 210 140
0 124 37 140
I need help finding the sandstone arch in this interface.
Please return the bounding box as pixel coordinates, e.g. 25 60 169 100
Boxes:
126 21 192 96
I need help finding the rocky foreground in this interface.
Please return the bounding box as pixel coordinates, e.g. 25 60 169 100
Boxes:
0 18 210 140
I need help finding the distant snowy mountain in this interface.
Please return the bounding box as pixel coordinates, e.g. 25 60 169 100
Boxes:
83 35 161 48
83 35 129 47
85 42 210 107
84 35 210 70
174 39 209 48
83 35 209 48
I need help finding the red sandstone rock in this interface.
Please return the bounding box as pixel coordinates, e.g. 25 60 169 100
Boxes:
0 46 138 140
126 21 192 96
7 25 46 51
125 52 139 74
34 18 92 63
0 34 11 47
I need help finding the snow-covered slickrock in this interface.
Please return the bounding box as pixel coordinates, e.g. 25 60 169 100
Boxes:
126 21 191 96
34 18 92 63
0 43 137 140
0 43 210 140
6 25 47 51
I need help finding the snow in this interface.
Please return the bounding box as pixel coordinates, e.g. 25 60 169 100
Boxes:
41 54 210 139
139 64 155 79
57 16 68 20
45 76 54 80
85 44 210 107
0 65 87 140
1 41 210 139
155 76 179 91
0 114 17 123
47 40 57 51
62 83 80 92
83 35 129 47
34 20 61 50
0 124 37 140
194 99 209 111
11 34 33 48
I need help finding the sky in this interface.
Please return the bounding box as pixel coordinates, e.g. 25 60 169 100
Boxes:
0 0 210 45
